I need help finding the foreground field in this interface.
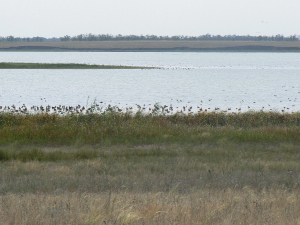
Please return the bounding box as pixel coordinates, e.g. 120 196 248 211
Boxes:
2 186 300 224
1 40 300 51
0 111 300 224
1 142 300 224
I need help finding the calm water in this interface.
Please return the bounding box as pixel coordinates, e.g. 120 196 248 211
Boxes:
0 52 300 112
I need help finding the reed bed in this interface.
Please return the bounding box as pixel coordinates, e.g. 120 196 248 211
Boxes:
0 103 300 146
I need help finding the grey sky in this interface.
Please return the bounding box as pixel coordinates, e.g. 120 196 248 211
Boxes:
1 0 299 38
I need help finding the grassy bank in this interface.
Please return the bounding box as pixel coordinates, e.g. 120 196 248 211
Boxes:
1 40 300 52
1 110 300 224
0 62 154 69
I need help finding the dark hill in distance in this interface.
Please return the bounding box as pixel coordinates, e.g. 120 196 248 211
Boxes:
1 41 300 52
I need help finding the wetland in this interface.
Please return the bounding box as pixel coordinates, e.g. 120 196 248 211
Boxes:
1 51 300 224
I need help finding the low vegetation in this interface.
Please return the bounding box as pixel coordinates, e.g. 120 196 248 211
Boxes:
1 107 300 224
0 62 154 69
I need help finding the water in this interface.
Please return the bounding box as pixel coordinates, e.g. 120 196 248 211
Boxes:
0 52 300 113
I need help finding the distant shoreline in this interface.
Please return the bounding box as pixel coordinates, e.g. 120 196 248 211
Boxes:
1 41 300 52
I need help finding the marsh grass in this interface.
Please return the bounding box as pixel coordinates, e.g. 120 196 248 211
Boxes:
1 110 300 145
0 62 154 69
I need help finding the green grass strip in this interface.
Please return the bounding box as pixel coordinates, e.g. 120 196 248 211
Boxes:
1 111 300 145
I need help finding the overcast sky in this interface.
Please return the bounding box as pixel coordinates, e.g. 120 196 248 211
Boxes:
1 0 300 38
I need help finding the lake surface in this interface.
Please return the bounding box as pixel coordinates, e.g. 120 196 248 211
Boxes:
0 52 300 113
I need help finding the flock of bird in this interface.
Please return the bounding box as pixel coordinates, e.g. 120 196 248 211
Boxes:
0 98 298 115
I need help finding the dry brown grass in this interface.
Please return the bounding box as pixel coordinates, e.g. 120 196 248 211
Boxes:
1 142 300 224
1 40 300 51
1 189 300 224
